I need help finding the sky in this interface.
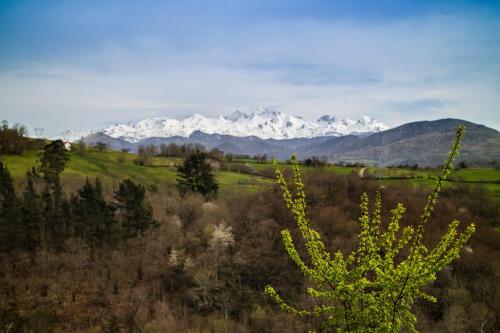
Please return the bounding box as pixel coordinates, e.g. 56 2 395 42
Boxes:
0 0 499 136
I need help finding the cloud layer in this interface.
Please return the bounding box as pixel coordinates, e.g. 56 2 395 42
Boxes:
0 1 499 135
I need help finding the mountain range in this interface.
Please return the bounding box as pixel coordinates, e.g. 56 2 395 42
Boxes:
44 108 500 166
54 107 388 142
74 116 500 167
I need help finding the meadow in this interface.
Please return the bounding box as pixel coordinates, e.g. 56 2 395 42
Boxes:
0 150 273 195
2 149 499 202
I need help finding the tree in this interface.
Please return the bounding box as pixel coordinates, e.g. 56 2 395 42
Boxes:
208 148 224 161
95 141 107 152
135 144 156 166
254 154 268 163
103 314 121 333
177 150 218 198
39 140 70 249
0 162 23 251
75 137 87 156
39 140 69 186
0 121 27 154
21 170 42 251
73 178 117 248
114 179 155 238
265 126 475 332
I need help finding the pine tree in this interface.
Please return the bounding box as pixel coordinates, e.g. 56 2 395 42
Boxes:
114 179 155 238
177 150 218 197
39 140 69 186
39 140 70 249
0 162 23 252
265 126 475 332
21 170 41 251
73 178 117 247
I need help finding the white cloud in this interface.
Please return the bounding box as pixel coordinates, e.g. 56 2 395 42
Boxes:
1 10 499 134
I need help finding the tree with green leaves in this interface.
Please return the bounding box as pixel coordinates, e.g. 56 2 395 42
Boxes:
177 150 218 198
265 126 475 332
114 179 155 238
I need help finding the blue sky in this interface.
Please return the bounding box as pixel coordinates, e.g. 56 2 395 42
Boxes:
0 0 499 135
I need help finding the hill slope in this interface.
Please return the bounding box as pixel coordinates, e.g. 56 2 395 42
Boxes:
0 150 272 194
313 119 500 166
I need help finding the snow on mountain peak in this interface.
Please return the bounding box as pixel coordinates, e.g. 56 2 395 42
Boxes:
54 109 389 142
317 115 336 124
224 110 252 122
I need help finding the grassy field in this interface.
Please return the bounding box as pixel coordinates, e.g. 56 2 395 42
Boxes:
1 150 498 201
365 166 500 202
227 159 359 175
365 166 500 182
0 150 272 194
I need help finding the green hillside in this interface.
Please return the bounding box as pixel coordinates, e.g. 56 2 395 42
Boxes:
0 150 273 194
365 166 500 201
2 150 499 202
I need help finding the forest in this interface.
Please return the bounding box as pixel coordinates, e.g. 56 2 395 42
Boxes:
0 122 498 332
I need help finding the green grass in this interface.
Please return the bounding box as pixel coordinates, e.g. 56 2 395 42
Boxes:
366 167 500 183
2 151 497 201
226 160 358 176
217 171 272 192
0 150 272 193
481 183 500 202
370 175 500 203
448 168 500 182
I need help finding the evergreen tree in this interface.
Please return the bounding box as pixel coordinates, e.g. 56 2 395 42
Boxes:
21 170 41 251
39 140 69 186
265 126 475 332
73 178 117 247
39 140 70 249
0 162 23 252
114 179 155 238
177 150 218 197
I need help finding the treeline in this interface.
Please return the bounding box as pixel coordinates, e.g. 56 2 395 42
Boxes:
132 143 224 166
0 140 156 253
0 120 46 155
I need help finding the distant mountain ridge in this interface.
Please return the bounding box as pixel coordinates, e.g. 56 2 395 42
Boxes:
295 119 500 166
54 107 388 142
80 118 500 167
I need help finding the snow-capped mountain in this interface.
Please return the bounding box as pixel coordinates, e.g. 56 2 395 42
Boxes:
51 130 96 143
53 107 388 142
